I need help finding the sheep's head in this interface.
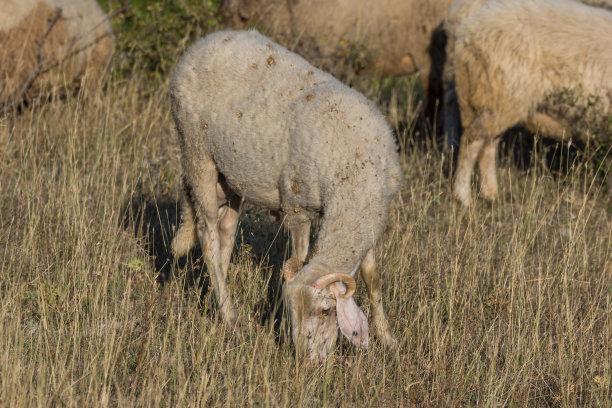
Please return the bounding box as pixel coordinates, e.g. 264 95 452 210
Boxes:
282 258 369 362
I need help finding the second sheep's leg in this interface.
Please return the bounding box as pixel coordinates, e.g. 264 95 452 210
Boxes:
191 161 239 325
477 138 501 203
453 125 485 207
360 249 397 350
443 87 462 151
524 112 568 142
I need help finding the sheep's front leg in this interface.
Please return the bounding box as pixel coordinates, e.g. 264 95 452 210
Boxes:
288 214 311 263
525 113 567 142
477 138 500 202
453 125 485 207
360 249 397 349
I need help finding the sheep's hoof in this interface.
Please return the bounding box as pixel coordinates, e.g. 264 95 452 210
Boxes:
381 332 398 350
480 187 498 203
480 193 497 204
171 226 197 258
374 320 398 350
453 188 472 207
219 303 239 325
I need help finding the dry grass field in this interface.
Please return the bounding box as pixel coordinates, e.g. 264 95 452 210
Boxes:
1 32 612 408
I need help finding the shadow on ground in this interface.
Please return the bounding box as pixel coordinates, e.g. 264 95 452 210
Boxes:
122 195 198 283
121 194 295 342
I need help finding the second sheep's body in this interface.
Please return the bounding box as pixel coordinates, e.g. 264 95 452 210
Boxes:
170 30 401 361
450 0 612 206
441 0 612 150
0 0 115 107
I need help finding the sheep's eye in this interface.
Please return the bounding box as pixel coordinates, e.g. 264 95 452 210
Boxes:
321 307 331 316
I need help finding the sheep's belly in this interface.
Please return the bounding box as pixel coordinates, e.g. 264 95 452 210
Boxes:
219 168 282 210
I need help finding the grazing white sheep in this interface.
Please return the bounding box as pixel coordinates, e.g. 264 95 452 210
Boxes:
170 30 402 361
449 0 612 206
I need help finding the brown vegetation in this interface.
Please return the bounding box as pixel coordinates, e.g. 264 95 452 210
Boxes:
0 69 610 404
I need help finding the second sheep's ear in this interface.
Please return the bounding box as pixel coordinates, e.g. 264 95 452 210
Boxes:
282 258 302 282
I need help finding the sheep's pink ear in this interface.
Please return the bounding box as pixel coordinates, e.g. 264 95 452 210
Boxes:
282 258 302 282
335 286 369 348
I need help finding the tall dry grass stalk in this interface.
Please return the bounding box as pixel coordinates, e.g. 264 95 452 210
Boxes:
0 72 610 406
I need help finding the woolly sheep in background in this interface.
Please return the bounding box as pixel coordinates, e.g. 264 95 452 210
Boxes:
449 0 612 207
170 30 402 361
0 0 115 109
441 0 612 150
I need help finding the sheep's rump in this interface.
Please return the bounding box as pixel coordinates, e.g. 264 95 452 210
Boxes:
454 0 612 140
0 0 115 106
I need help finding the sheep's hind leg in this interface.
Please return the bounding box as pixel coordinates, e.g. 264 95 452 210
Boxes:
191 161 239 324
360 249 397 349
172 185 199 258
453 123 486 207
477 138 501 202
218 194 241 284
